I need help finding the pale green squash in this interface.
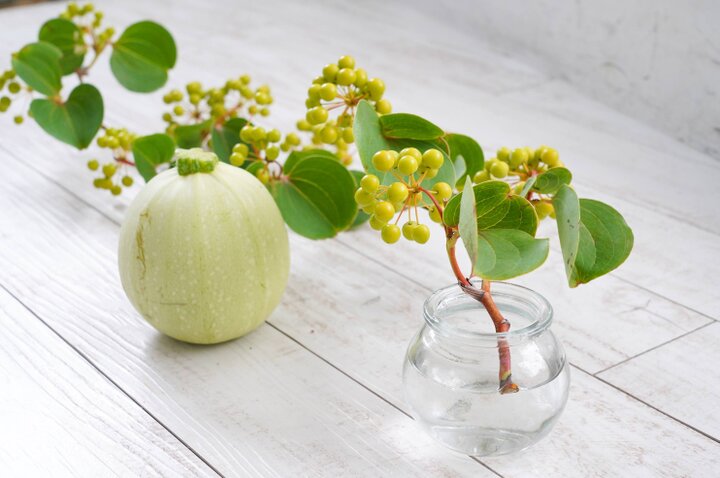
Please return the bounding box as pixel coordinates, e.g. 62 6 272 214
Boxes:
118 149 290 344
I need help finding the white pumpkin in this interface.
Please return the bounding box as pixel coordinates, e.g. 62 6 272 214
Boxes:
118 149 290 344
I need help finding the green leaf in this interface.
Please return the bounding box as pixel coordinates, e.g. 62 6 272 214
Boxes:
354 100 455 188
474 229 549 280
379 113 444 140
349 170 370 228
38 18 85 75
459 176 478 265
532 167 572 194
173 119 212 149
11 42 62 96
29 83 103 149
211 117 248 163
553 185 634 287
519 176 536 198
110 21 176 93
132 133 175 181
270 150 357 239
446 133 484 178
444 180 537 235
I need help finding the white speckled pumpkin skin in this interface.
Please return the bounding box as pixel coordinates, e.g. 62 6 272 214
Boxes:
118 162 290 344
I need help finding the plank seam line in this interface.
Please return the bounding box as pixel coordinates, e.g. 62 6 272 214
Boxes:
7 149 504 477
0 283 225 478
571 364 720 445
266 322 505 478
593 321 715 376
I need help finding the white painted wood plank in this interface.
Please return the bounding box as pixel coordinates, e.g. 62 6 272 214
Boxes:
598 322 720 439
485 367 720 478
0 147 490 476
0 288 214 477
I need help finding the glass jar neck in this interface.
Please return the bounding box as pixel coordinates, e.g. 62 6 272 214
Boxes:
423 280 553 347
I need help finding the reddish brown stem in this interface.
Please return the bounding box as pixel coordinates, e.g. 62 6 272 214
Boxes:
479 280 519 394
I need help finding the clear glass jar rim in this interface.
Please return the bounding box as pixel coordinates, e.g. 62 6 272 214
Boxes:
423 280 553 341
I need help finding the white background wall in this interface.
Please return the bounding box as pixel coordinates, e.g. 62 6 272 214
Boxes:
417 0 720 160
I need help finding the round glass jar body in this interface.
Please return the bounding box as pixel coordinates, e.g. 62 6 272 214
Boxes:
402 280 570 456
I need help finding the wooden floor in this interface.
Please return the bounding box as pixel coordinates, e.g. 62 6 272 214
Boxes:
1 1 718 476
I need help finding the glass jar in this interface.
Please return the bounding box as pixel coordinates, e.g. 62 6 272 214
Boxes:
402 280 570 457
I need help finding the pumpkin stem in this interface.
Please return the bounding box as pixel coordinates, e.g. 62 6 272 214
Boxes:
175 148 219 176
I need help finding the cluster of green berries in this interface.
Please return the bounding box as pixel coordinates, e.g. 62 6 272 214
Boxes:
0 69 24 124
355 147 453 245
87 159 133 195
371 146 445 179
297 55 388 163
60 3 113 46
472 145 564 219
96 127 136 151
235 124 298 184
162 76 273 132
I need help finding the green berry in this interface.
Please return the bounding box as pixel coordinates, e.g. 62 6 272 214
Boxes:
336 68 356 86
388 182 409 203
360 174 380 192
381 224 401 244
267 129 281 143
306 106 328 125
250 127 266 142
354 68 368 87
374 201 395 222
13 115 23 124
367 78 385 100
173 105 184 116
322 63 339 82
421 149 444 169
162 112 172 122
484 158 497 172
402 221 418 240
369 215 386 230
490 161 509 178
320 83 337 101
266 146 279 161
511 148 528 167
308 84 321 100
121 175 133 187
8 82 20 94
354 188 375 206
230 152 245 166
497 147 510 163
0 96 10 112
428 206 441 223
375 99 392 115
399 147 422 161
372 150 395 172
102 163 116 177
535 201 554 219
423 168 439 179
338 55 355 69
320 125 338 143
473 171 490 183
256 169 270 185
342 128 354 143
87 159 99 171
413 224 430 244
397 155 419 175
432 182 452 201
541 148 560 167
296 119 312 131
110 185 122 196
240 125 254 142
233 143 249 155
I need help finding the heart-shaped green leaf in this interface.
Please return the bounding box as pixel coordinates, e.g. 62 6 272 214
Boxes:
173 119 212 149
444 180 537 236
474 229 549 280
30 83 103 149
379 113 444 140
354 100 455 189
11 42 62 96
446 133 484 178
459 175 479 265
270 150 357 239
132 133 175 181
38 18 85 75
532 167 572 194
211 117 248 163
110 21 176 93
553 184 634 287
